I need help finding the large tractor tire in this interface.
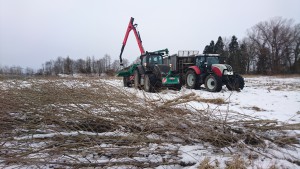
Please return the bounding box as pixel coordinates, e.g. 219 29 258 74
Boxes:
226 74 244 91
237 74 245 90
205 74 222 92
144 74 155 92
185 70 198 89
123 76 131 87
134 70 141 89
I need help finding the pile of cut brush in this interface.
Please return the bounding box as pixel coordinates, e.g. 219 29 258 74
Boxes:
0 77 299 168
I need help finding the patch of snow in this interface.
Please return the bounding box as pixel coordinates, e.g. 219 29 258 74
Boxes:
14 130 129 140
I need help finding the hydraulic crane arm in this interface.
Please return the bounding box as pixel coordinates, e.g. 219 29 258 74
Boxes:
119 17 145 66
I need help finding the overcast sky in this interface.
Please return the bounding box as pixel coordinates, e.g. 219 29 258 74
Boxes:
1 0 300 70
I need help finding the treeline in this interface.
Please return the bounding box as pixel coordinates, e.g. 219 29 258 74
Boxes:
0 55 129 76
37 54 129 76
0 66 34 76
203 17 300 74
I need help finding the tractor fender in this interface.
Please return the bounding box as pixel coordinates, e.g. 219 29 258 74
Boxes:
188 66 201 75
211 66 222 77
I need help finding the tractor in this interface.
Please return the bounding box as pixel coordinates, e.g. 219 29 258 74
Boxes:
117 17 181 92
166 51 244 92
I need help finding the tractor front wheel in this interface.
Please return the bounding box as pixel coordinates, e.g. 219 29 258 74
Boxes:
144 74 155 92
186 70 198 89
134 70 141 89
226 74 244 91
236 74 245 90
205 74 222 92
123 76 131 87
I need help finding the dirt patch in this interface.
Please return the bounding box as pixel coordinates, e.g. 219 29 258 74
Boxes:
243 106 266 111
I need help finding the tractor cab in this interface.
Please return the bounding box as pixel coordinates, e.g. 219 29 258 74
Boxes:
141 53 163 66
196 55 220 67
140 52 170 75
196 54 221 73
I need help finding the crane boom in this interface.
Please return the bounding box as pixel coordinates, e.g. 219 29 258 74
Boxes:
119 17 145 66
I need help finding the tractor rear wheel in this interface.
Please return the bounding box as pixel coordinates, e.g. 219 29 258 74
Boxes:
205 74 222 92
186 70 198 89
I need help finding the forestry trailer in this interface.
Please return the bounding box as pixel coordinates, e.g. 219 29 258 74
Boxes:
117 17 181 92
165 51 244 92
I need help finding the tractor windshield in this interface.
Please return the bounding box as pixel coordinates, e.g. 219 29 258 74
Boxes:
207 57 219 65
141 54 163 65
148 55 163 65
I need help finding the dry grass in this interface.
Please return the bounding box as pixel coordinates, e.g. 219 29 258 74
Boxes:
0 76 299 168
225 156 247 169
198 157 216 169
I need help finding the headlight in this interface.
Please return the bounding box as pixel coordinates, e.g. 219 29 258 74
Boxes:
224 70 234 75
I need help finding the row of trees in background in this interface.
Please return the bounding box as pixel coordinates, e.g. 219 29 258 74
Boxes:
0 66 34 76
38 55 129 76
203 17 300 74
0 55 129 76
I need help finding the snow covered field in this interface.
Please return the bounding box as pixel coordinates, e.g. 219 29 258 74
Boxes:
0 75 299 168
116 76 300 125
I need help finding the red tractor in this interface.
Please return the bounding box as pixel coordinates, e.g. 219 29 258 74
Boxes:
166 51 244 92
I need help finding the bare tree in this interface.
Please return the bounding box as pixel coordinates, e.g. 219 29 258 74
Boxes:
104 54 111 71
44 61 53 75
86 56 92 74
53 57 64 75
291 23 300 72
96 59 103 75
92 56 96 74
75 59 86 74
247 17 296 74
25 67 34 76
111 60 120 72
241 38 259 73
64 56 73 75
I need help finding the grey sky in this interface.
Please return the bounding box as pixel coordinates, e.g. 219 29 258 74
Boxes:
1 0 300 70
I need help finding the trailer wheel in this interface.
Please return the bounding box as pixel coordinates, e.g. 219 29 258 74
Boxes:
205 74 222 92
134 70 141 89
144 74 155 92
123 76 131 87
186 70 198 89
